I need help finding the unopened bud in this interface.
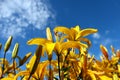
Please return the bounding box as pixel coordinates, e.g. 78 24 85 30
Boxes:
116 50 120 58
12 43 19 59
100 45 108 59
4 36 13 53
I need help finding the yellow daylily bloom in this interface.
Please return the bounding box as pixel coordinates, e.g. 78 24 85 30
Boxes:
25 26 105 80
27 38 55 58
54 25 97 40
27 27 55 58
54 25 97 48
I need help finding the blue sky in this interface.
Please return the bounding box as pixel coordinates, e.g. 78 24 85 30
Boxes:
0 0 120 60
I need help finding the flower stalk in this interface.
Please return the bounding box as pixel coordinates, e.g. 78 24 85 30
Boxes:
57 54 61 80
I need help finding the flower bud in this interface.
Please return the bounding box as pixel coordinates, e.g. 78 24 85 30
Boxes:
116 50 120 58
4 36 13 53
100 45 108 59
12 43 19 59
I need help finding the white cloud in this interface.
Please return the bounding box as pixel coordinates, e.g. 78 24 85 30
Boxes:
0 0 54 38
102 38 112 46
92 33 100 39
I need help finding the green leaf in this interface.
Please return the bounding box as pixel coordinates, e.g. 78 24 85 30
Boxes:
61 66 71 72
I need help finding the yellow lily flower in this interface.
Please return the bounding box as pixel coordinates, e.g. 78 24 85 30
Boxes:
27 27 55 60
26 26 99 80
54 25 97 47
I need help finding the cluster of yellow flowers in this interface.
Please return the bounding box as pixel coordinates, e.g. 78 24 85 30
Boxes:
0 25 120 80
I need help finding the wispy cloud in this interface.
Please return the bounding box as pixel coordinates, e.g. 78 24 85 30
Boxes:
93 37 114 47
0 0 55 38
92 33 100 39
101 38 112 46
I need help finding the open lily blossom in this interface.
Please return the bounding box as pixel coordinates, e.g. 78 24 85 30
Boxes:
54 25 97 48
0 25 120 80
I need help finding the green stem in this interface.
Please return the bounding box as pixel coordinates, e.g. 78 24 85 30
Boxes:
13 59 16 74
58 55 61 80
2 52 6 76
49 60 52 80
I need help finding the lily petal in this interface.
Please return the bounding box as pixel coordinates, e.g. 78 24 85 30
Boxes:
27 38 51 45
45 43 56 60
54 26 70 36
71 25 80 33
61 41 88 52
76 28 98 39
54 26 73 39
77 38 91 47
1 78 14 80
46 27 53 41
